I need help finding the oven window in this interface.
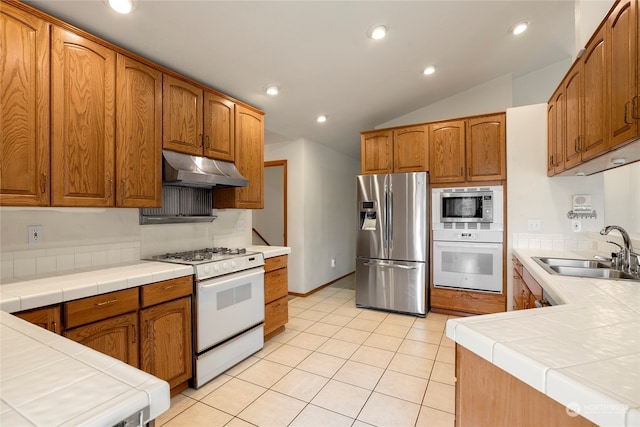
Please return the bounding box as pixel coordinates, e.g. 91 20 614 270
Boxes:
441 252 493 275
442 196 482 219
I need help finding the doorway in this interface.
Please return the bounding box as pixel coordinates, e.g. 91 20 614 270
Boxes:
252 160 287 246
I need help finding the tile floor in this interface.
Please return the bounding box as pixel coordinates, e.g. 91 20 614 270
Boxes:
157 274 457 427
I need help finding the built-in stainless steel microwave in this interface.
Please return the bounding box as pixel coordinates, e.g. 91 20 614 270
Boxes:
432 186 504 227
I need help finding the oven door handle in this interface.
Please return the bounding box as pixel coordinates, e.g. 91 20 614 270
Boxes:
363 261 416 270
198 268 264 289
434 241 502 250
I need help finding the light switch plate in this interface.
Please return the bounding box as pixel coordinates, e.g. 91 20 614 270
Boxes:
527 220 541 232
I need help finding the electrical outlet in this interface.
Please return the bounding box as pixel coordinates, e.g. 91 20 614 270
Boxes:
527 219 541 232
572 220 581 232
28 225 43 244
237 219 245 230
331 258 336 268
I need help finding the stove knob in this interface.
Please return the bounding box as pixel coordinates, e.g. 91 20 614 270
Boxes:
231 261 237 269
213 264 220 272
204 265 212 275
223 262 229 270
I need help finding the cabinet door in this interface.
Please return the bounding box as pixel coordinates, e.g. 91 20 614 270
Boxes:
547 89 565 176
466 114 506 181
203 91 235 161
563 64 583 169
51 27 116 207
360 130 392 174
214 105 264 208
393 125 428 173
429 121 465 183
116 54 162 208
15 305 61 334
609 0 639 146
64 312 139 367
0 4 50 206
581 25 610 160
140 297 192 390
162 74 203 156
264 296 288 336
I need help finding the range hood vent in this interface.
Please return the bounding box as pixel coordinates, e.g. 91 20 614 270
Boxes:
140 186 216 225
162 149 248 188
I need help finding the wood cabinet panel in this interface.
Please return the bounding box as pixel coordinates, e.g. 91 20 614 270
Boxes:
63 312 139 367
64 288 138 329
392 125 428 173
162 74 203 156
115 54 162 208
0 3 50 206
264 255 288 273
360 130 393 175
466 114 506 181
140 296 192 390
265 267 288 304
430 287 505 315
204 91 235 161
581 26 609 160
140 276 193 308
609 0 639 146
264 296 288 336
456 345 597 427
214 105 264 209
51 26 116 207
15 305 61 334
547 88 565 175
563 65 583 169
429 120 466 183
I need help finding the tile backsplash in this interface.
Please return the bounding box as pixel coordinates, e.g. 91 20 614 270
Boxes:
1 241 140 280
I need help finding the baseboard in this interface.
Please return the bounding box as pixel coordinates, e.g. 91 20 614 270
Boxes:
288 271 355 298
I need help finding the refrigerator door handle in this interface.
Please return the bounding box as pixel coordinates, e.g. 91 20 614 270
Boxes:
388 187 393 250
363 261 417 270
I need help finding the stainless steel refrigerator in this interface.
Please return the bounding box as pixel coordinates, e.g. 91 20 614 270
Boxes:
355 172 428 316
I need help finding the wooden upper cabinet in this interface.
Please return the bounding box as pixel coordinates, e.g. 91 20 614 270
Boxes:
609 0 639 146
116 54 162 208
581 25 609 160
203 91 235 161
361 130 392 174
466 113 505 181
547 88 565 176
51 27 116 207
393 125 428 173
214 105 264 209
429 120 465 183
563 64 583 170
0 4 50 206
162 74 203 156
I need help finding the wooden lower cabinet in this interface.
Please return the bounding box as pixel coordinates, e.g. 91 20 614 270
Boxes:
430 287 505 315
14 305 61 334
512 255 543 310
63 312 139 368
456 345 596 426
264 255 289 339
140 296 192 394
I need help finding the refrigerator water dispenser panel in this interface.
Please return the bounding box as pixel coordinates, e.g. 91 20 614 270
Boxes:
360 201 378 230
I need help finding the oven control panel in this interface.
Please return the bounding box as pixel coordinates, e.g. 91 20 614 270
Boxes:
195 252 265 280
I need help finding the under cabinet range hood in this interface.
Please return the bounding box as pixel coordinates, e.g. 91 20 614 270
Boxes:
140 186 216 224
162 150 248 188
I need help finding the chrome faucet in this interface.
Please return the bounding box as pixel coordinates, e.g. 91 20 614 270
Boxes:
600 225 637 274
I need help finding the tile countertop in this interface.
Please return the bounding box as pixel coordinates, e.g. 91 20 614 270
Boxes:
248 245 291 259
0 261 193 426
446 248 640 427
0 311 170 426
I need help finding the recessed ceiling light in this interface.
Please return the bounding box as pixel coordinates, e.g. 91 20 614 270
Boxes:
368 25 387 40
264 85 279 96
108 0 133 14
423 66 436 75
509 20 530 35
316 115 327 123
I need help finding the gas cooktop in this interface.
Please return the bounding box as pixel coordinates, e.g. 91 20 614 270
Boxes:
146 247 257 265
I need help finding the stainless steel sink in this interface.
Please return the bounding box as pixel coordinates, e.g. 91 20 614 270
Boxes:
532 257 639 282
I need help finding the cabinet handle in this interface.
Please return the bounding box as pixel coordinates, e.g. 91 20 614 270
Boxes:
107 179 113 197
41 173 47 194
632 95 640 120
162 285 178 291
205 135 210 149
548 155 553 169
95 298 118 307
145 320 150 339
467 167 471 177
52 321 57 334
132 324 137 343
121 179 126 198
624 101 632 125
199 134 203 147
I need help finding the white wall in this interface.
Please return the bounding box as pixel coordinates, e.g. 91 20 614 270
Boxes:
264 138 360 294
603 162 640 235
512 58 573 107
253 165 285 246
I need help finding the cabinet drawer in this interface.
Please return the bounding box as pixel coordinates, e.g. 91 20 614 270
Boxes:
64 288 138 329
264 296 288 336
264 255 288 273
140 276 193 308
265 267 288 303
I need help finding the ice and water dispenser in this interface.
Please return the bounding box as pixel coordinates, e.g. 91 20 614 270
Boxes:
359 201 377 230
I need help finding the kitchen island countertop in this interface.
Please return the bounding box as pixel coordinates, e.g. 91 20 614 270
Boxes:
446 248 639 427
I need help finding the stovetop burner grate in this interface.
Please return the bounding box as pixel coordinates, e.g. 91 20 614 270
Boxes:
148 247 252 264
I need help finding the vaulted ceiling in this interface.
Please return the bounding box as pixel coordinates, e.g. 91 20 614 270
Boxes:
25 1 589 158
